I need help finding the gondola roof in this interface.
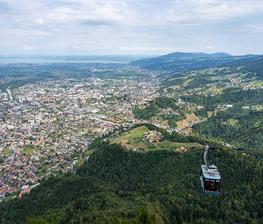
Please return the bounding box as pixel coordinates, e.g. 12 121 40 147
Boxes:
201 164 221 180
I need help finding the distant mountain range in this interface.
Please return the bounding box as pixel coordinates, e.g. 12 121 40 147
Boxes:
130 52 262 76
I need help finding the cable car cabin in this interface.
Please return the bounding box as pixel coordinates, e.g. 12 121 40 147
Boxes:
200 164 221 195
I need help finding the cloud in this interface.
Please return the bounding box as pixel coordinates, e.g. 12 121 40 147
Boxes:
80 20 116 26
2 0 263 28
0 1 11 14
27 0 139 27
0 0 263 55
166 0 263 24
234 24 263 33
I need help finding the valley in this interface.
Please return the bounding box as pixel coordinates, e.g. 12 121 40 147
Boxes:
0 52 263 223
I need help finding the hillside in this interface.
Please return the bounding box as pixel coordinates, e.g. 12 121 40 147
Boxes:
224 55 263 79
0 136 263 224
130 52 240 72
130 52 263 80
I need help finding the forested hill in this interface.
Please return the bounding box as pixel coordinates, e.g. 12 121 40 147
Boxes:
1 142 263 224
224 55 263 79
130 52 263 76
130 52 240 72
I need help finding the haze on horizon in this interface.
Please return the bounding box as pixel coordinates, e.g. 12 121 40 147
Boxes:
1 0 263 56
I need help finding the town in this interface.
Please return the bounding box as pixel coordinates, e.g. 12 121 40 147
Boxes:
0 77 159 199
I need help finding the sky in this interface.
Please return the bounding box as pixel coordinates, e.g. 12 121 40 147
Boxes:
0 0 263 55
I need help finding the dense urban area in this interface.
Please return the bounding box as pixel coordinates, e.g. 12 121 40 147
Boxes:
0 75 159 198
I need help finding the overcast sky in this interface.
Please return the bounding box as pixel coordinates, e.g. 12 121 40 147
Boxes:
1 0 263 55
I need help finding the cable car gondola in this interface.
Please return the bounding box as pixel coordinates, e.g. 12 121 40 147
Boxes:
200 145 221 195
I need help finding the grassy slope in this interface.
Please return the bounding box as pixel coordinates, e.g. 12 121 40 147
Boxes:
110 126 150 150
157 141 203 150
110 126 203 151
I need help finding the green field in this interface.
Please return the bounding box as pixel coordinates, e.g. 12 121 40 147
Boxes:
2 147 11 157
21 146 35 155
111 126 203 152
111 126 151 150
252 80 263 88
157 141 203 150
